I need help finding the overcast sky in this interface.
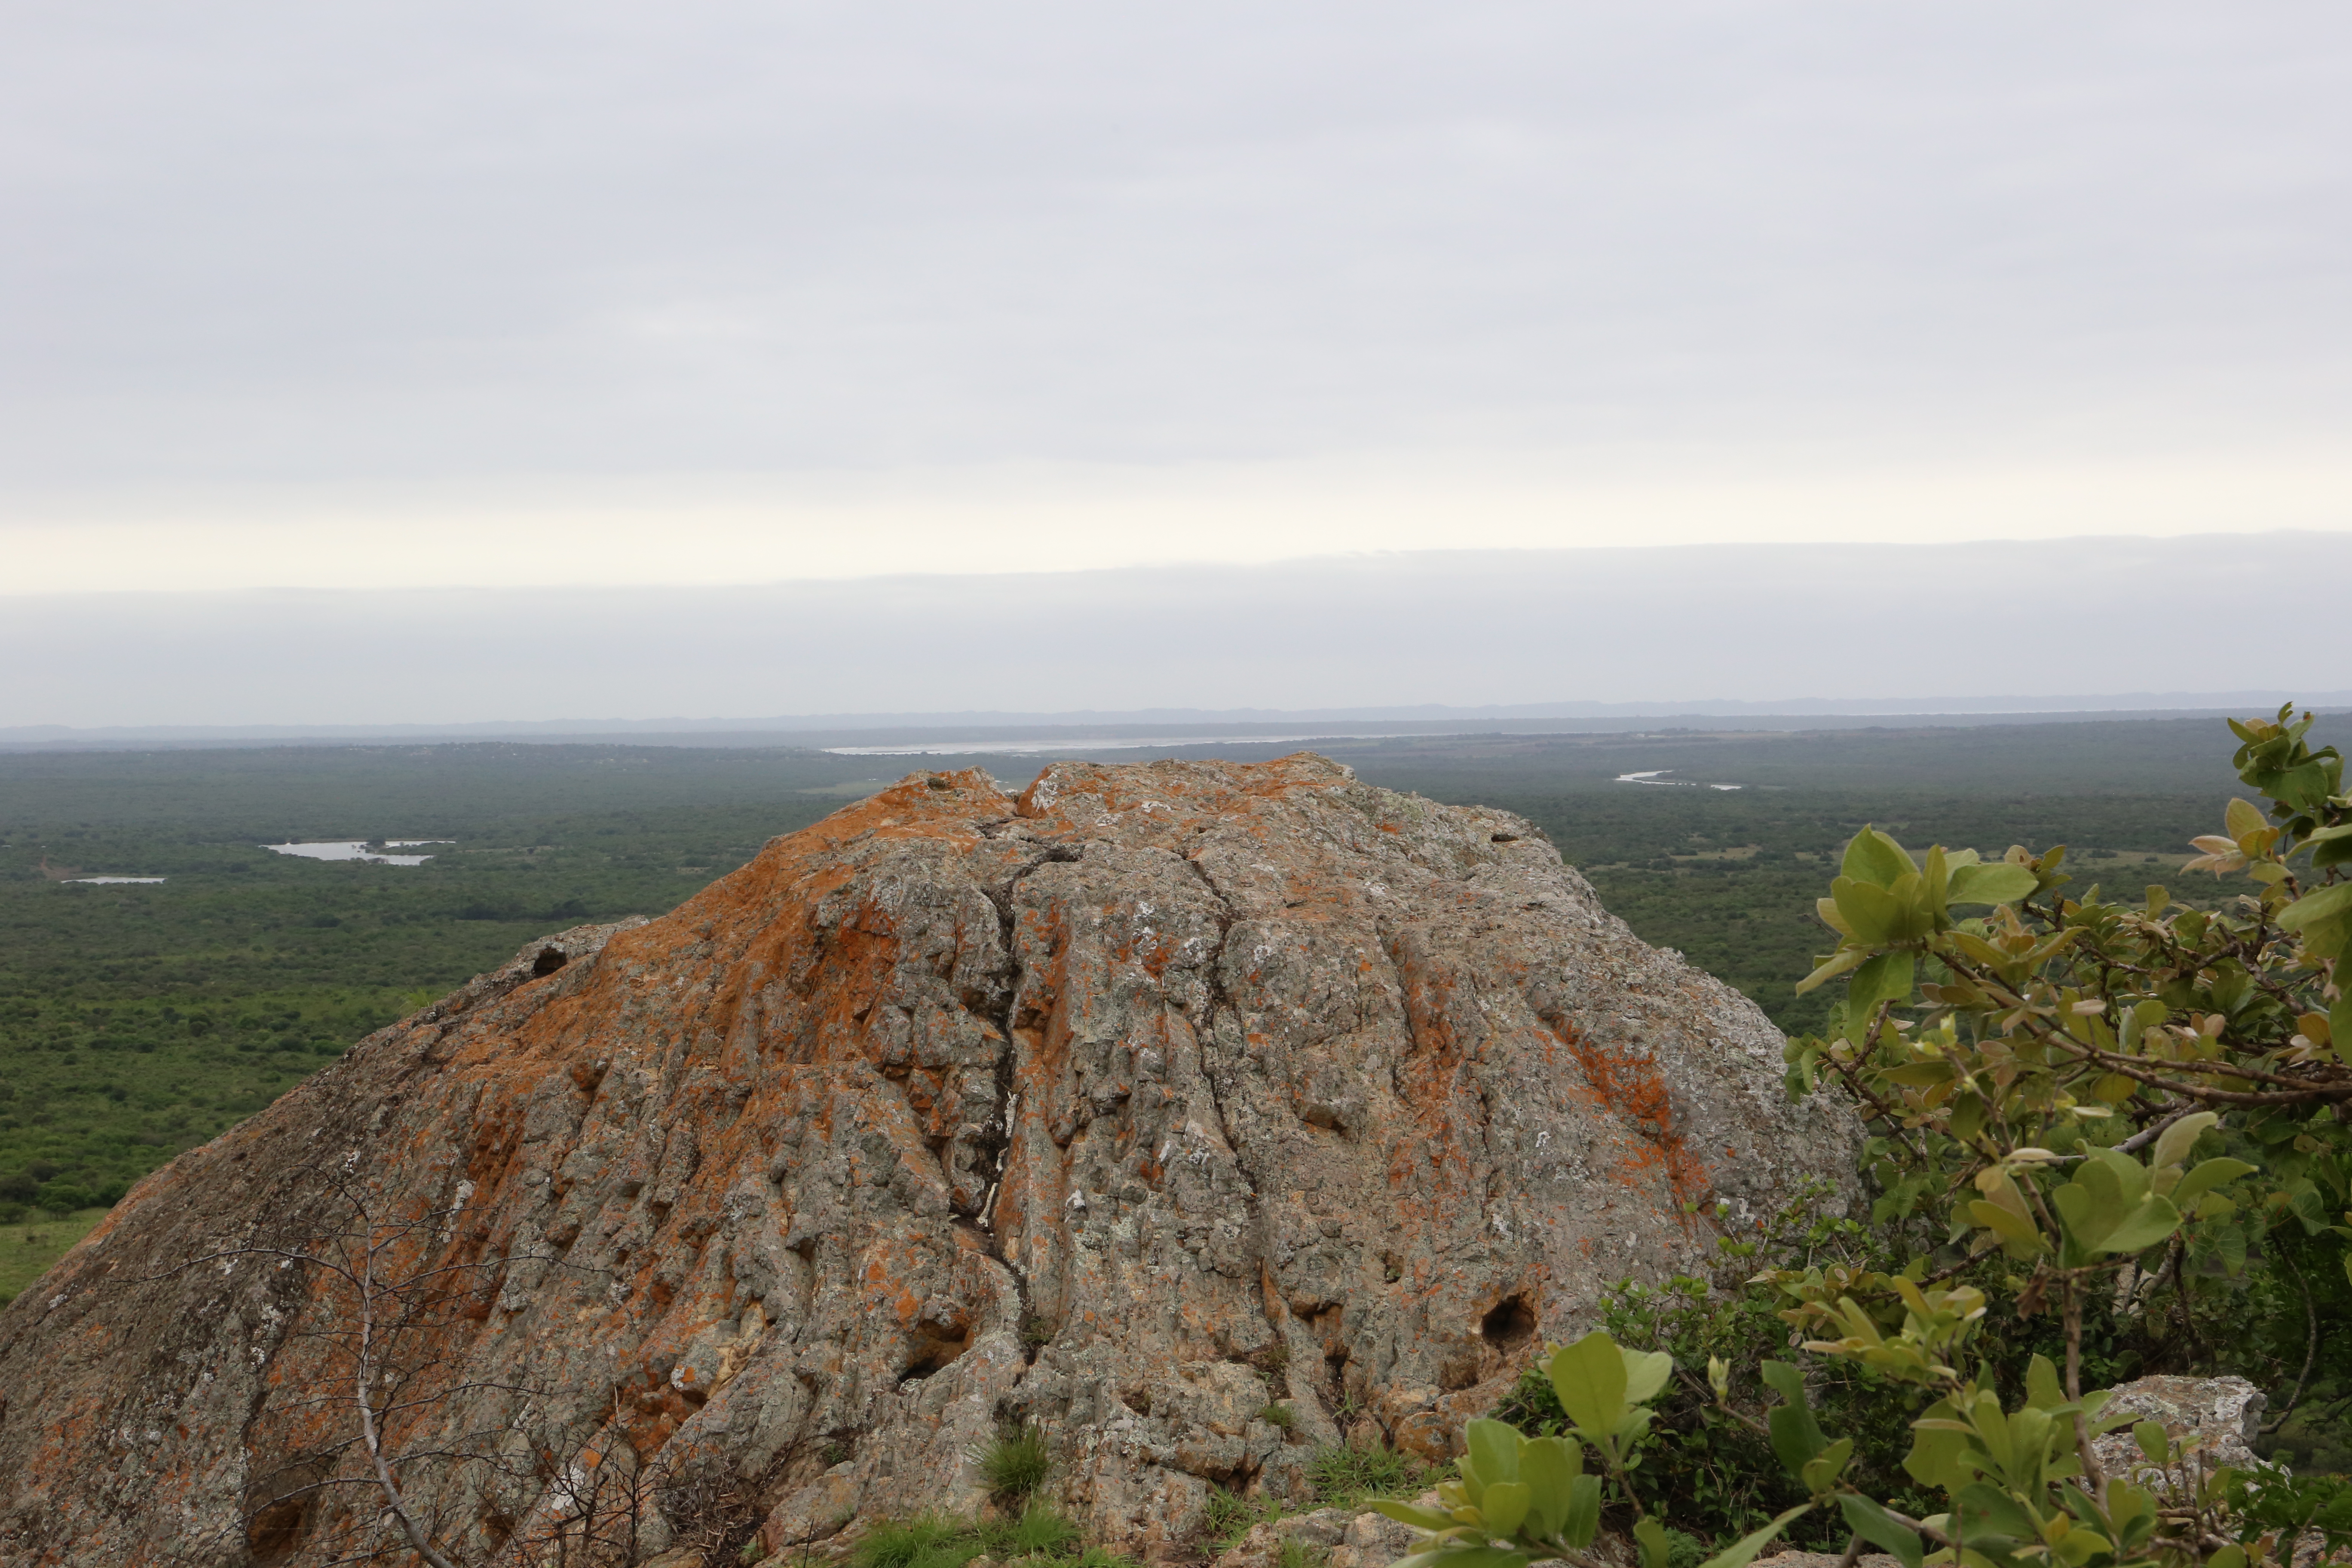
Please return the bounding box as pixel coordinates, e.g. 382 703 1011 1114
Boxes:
6 1 2350 597
7 536 2348 729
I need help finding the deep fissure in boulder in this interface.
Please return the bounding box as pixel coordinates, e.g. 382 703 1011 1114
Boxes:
0 754 1861 1566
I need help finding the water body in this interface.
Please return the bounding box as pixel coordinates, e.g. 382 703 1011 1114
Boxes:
1615 770 1742 791
65 876 166 884
262 839 447 866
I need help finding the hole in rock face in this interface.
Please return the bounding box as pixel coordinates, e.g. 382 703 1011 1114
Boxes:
905 1329 972 1380
1480 1295 1537 1351
247 1497 308 1563
532 947 569 977
1490 832 1521 843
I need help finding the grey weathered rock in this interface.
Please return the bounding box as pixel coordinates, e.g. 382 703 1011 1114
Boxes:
2089 1374 2268 1487
0 755 1861 1565
1211 1503 1422 1568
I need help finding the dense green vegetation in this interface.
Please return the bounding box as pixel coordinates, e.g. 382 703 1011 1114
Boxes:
1392 710 2352 1568
3 715 2343 1263
0 744 889 1217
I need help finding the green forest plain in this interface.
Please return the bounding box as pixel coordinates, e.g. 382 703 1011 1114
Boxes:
5 713 2342 1295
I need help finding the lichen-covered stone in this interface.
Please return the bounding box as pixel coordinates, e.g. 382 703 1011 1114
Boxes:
2088 1374 2269 1488
0 755 1859 1565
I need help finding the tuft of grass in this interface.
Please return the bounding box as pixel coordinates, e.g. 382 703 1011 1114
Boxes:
1302 1444 1432 1510
1257 1403 1297 1431
1201 1491 1286 1550
974 1421 1051 1500
986 1502 1082 1558
1276 1541 1329 1568
852 1516 975 1568
852 1507 1137 1568
1020 1314 1057 1350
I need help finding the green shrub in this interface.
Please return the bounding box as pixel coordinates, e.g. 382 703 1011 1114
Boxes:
1658 1527 1709 1568
974 1421 1051 1500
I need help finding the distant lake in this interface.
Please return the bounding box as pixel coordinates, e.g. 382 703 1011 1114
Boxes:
263 839 447 866
1616 770 1743 791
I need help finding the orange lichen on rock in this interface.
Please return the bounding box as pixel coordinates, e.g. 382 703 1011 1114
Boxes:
0 754 1857 1567
1553 1023 1709 1219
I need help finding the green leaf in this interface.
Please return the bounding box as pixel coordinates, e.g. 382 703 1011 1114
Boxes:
1480 1480 1531 1538
1373 1502 1459 1531
1801 1436 1855 1494
1516 1436 1580 1538
1796 947 1868 996
1903 1400 1973 1492
1954 1482 2040 1544
1844 952 1915 1043
1838 1495 1924 1568
1696 1504 1813 1568
1634 1517 1671 1568
2169 1158 2256 1208
2134 1421 2168 1465
1966 1198 2048 1256
1832 878 1901 946
1761 1361 1828 1475
1947 861 2038 906
1621 1348 1674 1406
1560 1473 1603 1550
1394 1549 1529 1568
2024 1355 2064 1412
2279 880 2352 933
1546 1333 1626 1438
1843 827 1915 890
2096 1195 2183 1255
1465 1419 1521 1487
2151 1111 2220 1170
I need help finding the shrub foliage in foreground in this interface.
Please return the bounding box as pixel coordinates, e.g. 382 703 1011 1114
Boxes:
1419 710 2352 1568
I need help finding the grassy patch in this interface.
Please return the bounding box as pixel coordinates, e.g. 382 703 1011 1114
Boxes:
1200 1491 1286 1552
839 1505 1136 1568
0 1204 107 1305
1301 1445 1433 1511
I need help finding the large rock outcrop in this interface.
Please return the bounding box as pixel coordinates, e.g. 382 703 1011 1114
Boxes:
0 755 1860 1565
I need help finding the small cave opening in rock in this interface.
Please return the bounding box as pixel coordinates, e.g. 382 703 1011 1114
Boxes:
532 947 569 977
1480 1295 1537 1352
904 1326 973 1381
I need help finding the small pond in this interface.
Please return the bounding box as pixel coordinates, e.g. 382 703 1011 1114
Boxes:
262 840 448 866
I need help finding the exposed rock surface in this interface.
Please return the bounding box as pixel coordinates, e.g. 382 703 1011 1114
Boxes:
2088 1375 2268 1488
1211 1504 1420 1568
0 755 1859 1565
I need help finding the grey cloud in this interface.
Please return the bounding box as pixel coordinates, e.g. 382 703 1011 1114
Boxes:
5 2 2350 495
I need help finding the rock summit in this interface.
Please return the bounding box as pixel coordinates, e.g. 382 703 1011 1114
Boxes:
0 754 1859 1565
